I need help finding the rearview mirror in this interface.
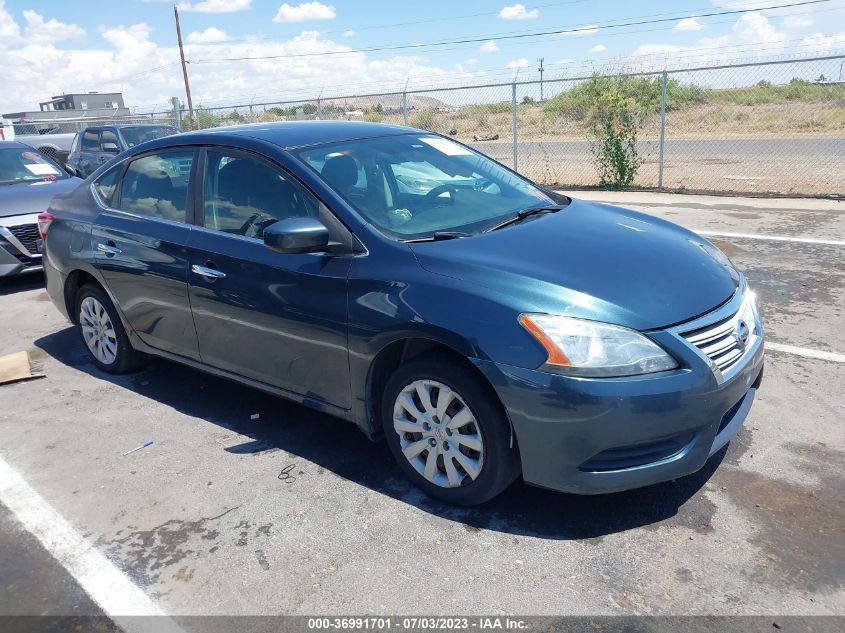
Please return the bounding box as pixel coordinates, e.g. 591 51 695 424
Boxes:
101 142 120 153
264 217 329 254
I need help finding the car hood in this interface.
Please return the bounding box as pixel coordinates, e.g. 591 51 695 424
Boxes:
409 198 739 331
0 177 82 218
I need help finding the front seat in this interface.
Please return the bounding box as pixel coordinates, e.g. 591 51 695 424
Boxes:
320 155 361 202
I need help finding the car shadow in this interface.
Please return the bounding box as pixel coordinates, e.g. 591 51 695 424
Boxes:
0 273 44 296
35 326 727 541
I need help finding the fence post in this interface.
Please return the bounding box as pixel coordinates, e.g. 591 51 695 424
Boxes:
511 81 518 171
402 91 408 126
658 70 667 189
171 97 182 131
317 98 322 120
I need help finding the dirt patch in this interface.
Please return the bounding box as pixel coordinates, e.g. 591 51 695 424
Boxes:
718 442 845 592
726 212 762 220
96 506 238 587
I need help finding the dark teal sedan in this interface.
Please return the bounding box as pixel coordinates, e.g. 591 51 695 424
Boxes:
40 121 764 505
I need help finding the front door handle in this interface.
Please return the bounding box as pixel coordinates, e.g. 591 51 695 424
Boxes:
97 242 122 256
191 264 226 280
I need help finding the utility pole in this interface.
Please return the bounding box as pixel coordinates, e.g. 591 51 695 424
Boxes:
537 57 545 102
174 5 194 130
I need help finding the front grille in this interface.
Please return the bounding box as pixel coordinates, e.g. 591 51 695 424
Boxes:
681 311 746 374
8 223 41 256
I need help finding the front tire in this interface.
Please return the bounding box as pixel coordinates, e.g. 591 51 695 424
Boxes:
382 356 520 505
76 284 144 373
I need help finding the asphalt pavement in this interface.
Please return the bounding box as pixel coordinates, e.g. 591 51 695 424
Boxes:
0 192 842 626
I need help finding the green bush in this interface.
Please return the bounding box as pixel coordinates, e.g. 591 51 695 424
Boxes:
411 107 438 130
707 77 841 106
587 82 643 188
543 74 705 120
363 110 383 123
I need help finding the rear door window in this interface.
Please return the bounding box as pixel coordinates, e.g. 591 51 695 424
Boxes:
118 151 194 222
81 130 99 151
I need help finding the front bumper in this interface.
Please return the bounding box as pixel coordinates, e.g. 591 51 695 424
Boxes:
0 214 43 278
474 297 764 495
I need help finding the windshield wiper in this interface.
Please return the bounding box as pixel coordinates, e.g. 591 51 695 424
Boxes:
403 231 473 243
484 205 565 233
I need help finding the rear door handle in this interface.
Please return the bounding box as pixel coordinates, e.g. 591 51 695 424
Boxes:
191 264 226 280
96 242 121 256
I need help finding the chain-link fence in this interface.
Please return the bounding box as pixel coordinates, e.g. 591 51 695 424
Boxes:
11 55 843 196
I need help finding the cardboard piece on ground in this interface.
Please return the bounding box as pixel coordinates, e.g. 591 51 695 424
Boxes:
0 351 45 385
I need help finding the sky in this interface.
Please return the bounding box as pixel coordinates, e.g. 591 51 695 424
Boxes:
1 0 844 113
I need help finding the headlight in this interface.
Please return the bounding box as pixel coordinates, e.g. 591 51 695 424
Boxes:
519 314 679 377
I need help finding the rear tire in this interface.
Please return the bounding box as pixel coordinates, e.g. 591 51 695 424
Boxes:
382 356 520 505
75 284 144 374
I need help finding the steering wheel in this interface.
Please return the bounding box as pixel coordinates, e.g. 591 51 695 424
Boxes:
424 184 459 207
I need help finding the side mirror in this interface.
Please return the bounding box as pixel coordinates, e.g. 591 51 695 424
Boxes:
64 165 77 177
264 217 329 254
101 142 120 153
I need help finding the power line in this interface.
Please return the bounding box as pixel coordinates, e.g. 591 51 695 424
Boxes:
188 0 835 64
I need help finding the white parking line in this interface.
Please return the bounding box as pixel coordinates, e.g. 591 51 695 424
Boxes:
695 230 845 247
0 456 184 633
767 342 845 364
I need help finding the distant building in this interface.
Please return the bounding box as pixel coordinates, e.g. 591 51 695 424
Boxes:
3 92 131 122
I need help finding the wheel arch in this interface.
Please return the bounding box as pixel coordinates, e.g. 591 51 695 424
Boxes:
63 269 101 324
364 335 515 445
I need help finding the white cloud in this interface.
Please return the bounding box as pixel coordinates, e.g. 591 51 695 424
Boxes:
273 2 336 23
800 31 845 52
466 58 479 65
506 57 529 68
674 17 705 32
19 10 85 44
729 11 787 46
783 16 813 28
177 0 251 12
589 44 606 53
186 27 229 43
561 24 599 37
479 40 499 53
627 11 845 68
0 19 471 116
343 29 355 37
0 0 20 40
499 4 539 20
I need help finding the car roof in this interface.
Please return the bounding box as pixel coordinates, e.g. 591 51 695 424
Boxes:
176 120 418 150
85 123 177 130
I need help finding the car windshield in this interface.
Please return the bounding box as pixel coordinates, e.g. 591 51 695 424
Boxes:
0 146 67 185
294 134 558 240
119 126 178 148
